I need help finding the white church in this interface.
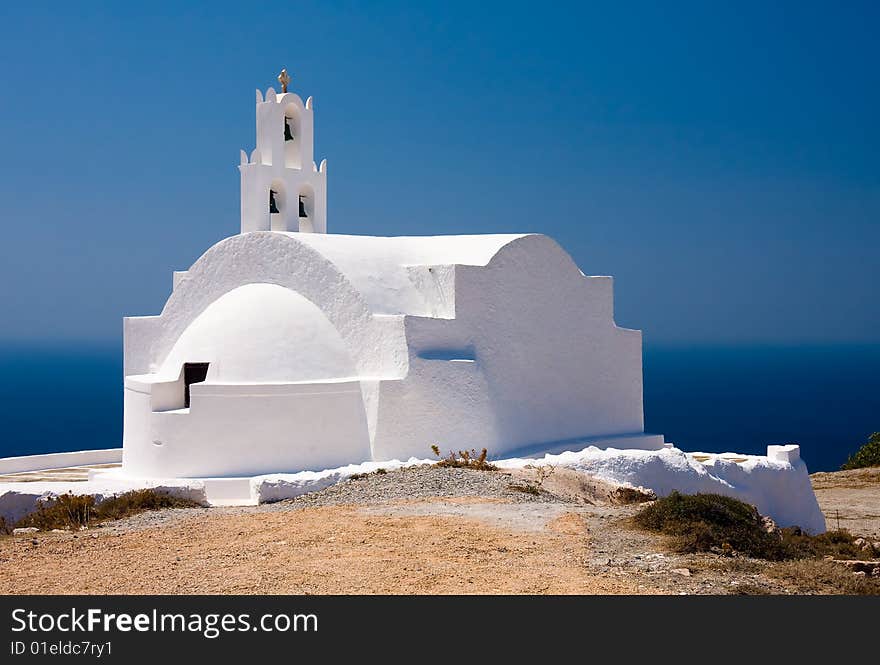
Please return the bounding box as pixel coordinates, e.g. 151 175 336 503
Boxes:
0 70 825 533
120 70 666 480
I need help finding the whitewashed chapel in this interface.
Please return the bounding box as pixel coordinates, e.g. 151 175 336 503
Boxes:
121 70 663 479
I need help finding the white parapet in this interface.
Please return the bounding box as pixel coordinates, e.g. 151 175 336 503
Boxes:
0 449 123 475
767 444 801 464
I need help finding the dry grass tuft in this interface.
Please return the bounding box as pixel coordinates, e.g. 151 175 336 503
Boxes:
768 559 880 595
610 486 656 505
431 445 497 471
14 490 202 531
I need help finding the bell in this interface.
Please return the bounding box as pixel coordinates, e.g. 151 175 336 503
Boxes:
269 190 280 214
298 195 308 218
284 118 295 142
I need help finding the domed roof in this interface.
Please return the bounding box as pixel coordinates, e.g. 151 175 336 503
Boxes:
159 283 357 383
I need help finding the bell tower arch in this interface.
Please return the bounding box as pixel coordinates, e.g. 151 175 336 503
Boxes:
239 69 328 234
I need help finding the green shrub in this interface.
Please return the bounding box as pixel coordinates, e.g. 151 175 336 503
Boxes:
14 489 201 531
632 492 789 560
633 491 879 562
841 432 880 470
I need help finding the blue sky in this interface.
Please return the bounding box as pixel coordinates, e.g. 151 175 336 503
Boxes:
0 1 877 344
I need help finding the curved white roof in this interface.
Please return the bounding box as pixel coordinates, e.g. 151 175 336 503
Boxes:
285 232 529 316
159 283 358 383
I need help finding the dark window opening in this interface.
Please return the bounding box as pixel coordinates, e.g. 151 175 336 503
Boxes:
299 195 308 218
183 363 209 408
284 117 295 142
269 189 280 214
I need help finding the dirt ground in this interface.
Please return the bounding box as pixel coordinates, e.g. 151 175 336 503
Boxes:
810 467 880 538
1 466 877 595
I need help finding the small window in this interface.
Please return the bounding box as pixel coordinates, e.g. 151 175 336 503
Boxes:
183 363 209 408
298 195 308 218
284 117 295 142
269 189 280 214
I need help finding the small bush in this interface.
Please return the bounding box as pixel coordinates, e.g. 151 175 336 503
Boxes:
14 490 201 532
633 491 880 562
431 445 497 471
632 492 789 560
841 432 880 470
16 493 96 531
93 489 201 522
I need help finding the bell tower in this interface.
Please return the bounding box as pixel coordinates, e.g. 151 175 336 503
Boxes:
239 69 328 234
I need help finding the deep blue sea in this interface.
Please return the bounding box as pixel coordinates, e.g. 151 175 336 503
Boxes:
1 343 877 472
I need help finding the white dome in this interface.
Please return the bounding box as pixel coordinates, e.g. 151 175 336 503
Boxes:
159 283 357 383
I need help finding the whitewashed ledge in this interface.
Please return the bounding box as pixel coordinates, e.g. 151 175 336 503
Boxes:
0 444 826 534
0 448 122 475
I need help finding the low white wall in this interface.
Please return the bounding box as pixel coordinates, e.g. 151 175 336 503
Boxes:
0 449 123 475
0 477 206 523
123 380 372 478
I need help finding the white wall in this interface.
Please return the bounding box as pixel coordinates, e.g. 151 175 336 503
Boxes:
123 380 371 478
371 235 646 460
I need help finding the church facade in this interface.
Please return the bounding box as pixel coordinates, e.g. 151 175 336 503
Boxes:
121 73 664 479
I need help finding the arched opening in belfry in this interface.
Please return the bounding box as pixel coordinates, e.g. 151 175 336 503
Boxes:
269 180 287 231
298 184 315 233
283 104 301 169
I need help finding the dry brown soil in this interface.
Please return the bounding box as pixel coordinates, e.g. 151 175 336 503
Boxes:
1 466 877 595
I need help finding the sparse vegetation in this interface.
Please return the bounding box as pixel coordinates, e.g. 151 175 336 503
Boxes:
768 559 880 595
431 445 497 471
841 432 880 470
0 516 11 536
92 489 202 522
781 525 880 560
633 491 880 563
16 493 96 531
610 486 656 505
14 490 202 532
349 468 389 481
507 482 541 496
508 464 555 495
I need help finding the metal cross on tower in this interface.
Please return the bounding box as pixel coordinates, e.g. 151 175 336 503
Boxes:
277 68 291 93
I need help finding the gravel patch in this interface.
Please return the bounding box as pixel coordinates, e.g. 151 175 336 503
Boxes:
86 466 560 534
268 465 562 510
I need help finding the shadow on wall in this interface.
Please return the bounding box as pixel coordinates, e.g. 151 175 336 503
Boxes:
417 347 476 362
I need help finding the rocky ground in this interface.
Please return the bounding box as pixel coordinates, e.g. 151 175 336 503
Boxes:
1 464 878 594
